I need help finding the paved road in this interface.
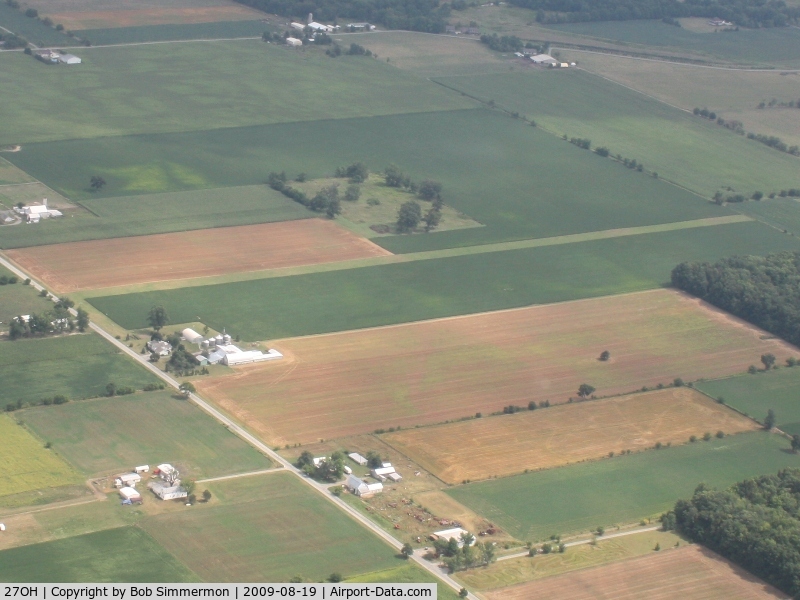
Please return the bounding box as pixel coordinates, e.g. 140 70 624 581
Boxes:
0 253 475 598
496 525 661 562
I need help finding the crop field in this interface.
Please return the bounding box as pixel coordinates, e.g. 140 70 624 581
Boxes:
0 415 80 499
0 333 161 405
348 565 461 600
572 53 800 148
0 42 472 146
383 388 758 483
0 266 54 332
697 369 800 436
457 530 683 591
434 71 800 200
21 391 273 478
0 158 34 185
193 289 792 446
0 185 312 250
87 220 800 340
353 31 507 77
545 20 800 67
78 20 269 44
449 431 800 540
47 5 264 31
738 199 800 238
488 545 788 600
8 220 390 292
8 109 726 246
0 526 199 582
0 3 77 46
142 473 399 582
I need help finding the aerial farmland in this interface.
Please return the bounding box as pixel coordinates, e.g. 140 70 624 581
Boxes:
2 0 800 595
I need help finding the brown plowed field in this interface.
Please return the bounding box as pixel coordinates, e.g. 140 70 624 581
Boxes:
383 388 758 483
196 289 797 446
45 5 265 30
487 545 788 600
7 220 390 293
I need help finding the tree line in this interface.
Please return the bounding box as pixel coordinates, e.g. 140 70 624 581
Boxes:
234 0 449 33
671 252 800 347
510 0 799 28
664 469 800 597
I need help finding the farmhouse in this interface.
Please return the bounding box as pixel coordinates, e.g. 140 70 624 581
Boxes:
148 480 188 500
349 452 368 466
119 487 142 503
58 54 82 65
432 527 475 547
147 340 172 356
34 50 59 63
156 463 179 483
530 53 557 65
346 475 383 497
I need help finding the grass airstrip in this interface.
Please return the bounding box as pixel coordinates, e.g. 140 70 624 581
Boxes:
448 431 799 541
87 221 800 340
192 289 792 446
383 387 758 483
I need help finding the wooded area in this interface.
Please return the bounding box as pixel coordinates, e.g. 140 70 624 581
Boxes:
510 0 800 28
672 251 800 347
671 469 800 597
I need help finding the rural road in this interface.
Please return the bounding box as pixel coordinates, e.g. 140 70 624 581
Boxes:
0 253 476 599
496 525 661 562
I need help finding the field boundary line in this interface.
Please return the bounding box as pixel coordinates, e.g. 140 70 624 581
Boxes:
77 215 750 297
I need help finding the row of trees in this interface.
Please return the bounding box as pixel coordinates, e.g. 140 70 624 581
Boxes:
432 533 496 572
666 469 800 597
268 172 341 218
671 252 800 347
693 107 799 156
234 0 450 32
511 0 799 28
479 33 524 53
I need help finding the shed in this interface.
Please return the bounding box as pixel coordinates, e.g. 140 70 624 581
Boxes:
346 475 383 497
182 328 204 344
530 53 557 65
349 452 368 466
286 37 303 47
135 465 149 473
290 22 305 30
119 487 142 502
58 54 81 64
118 472 141 486
372 466 396 481
433 527 475 546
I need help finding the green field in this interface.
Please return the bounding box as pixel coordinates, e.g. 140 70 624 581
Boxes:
7 109 726 249
698 369 800 436
545 20 800 66
142 473 400 582
0 41 473 145
0 333 161 404
737 198 800 237
434 71 800 200
80 20 268 45
0 3 77 47
0 157 34 185
0 185 312 249
87 220 800 340
0 266 53 331
348 565 461 600
0 527 199 582
448 431 800 541
0 415 80 499
21 391 273 478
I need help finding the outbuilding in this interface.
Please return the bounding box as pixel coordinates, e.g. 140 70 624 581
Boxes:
148 481 187 500
119 487 142 503
135 465 150 473
346 475 383 497
182 328 204 344
118 472 141 486
432 527 475 546
530 53 557 65
58 54 81 65
349 452 368 466
286 37 303 47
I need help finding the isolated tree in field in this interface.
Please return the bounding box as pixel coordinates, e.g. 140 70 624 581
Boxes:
578 383 595 398
423 207 441 232
202 489 212 502
384 164 409 188
76 307 89 332
147 305 169 331
761 353 776 370
396 201 422 232
765 409 776 430
401 543 414 558
179 382 196 396
599 350 610 361
792 435 800 453
106 382 116 397
89 175 106 191
418 180 443 201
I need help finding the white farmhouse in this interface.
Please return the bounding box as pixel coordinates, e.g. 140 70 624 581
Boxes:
148 480 188 500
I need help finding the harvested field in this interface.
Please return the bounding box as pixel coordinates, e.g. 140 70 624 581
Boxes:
487 545 788 600
47 6 265 30
7 220 390 293
196 289 796 446
383 388 758 483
